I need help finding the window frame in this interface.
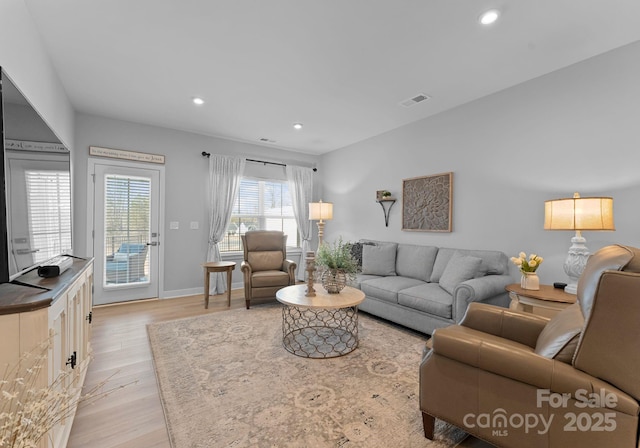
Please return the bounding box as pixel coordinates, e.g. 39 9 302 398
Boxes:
220 176 299 253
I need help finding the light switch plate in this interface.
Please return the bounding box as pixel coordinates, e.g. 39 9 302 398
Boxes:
190 221 199 230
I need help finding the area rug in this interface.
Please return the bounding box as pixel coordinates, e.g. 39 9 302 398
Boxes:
147 305 468 448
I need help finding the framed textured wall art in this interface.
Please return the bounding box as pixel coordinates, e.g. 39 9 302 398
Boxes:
402 172 453 232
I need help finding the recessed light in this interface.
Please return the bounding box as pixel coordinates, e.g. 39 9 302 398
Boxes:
479 9 500 25
293 123 303 130
193 97 205 105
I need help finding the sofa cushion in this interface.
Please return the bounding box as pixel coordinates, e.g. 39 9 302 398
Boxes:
398 283 453 319
431 248 508 282
354 273 382 288
535 303 584 363
361 243 397 276
361 276 424 304
438 252 482 294
395 244 438 282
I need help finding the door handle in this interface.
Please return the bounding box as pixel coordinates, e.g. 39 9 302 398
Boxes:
146 242 159 246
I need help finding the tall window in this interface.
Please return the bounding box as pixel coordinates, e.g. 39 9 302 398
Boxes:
221 178 298 251
25 170 72 263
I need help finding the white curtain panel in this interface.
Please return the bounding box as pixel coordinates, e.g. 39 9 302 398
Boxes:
286 165 313 281
207 154 245 293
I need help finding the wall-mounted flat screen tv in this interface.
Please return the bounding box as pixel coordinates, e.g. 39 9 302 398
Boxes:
0 68 72 283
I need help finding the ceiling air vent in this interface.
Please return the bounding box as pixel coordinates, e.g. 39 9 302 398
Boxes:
399 93 431 108
258 137 276 143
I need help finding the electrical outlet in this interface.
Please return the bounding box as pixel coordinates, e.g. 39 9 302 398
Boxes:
190 221 199 230
169 221 179 230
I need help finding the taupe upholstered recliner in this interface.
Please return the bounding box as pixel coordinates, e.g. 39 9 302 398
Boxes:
420 244 640 448
240 230 296 309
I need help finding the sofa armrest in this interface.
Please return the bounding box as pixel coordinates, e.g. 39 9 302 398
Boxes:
451 274 511 322
460 302 549 348
428 325 638 415
283 259 297 283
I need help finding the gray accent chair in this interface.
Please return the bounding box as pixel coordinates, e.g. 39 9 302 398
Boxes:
240 231 296 309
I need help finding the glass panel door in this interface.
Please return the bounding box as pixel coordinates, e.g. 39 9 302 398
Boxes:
93 163 160 305
104 174 150 285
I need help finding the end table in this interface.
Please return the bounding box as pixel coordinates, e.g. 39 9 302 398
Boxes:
506 284 576 317
202 261 236 308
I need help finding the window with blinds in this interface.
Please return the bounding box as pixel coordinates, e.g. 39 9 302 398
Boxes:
104 175 151 256
221 178 298 251
25 170 72 263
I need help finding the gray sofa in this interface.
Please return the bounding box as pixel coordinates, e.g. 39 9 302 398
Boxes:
353 240 512 334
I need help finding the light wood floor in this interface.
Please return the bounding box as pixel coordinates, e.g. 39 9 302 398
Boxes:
67 290 248 448
67 290 491 448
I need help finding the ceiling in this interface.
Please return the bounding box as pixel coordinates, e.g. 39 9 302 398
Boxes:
23 1 640 155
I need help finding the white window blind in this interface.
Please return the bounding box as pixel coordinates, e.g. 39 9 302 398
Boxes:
104 175 151 256
25 170 72 263
221 178 298 251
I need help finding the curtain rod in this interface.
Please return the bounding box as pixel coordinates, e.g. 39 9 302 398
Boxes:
201 152 317 171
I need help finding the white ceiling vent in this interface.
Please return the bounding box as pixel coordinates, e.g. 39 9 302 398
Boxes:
258 137 277 143
399 93 431 108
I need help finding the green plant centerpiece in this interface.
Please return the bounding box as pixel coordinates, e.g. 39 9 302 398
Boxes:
315 237 359 293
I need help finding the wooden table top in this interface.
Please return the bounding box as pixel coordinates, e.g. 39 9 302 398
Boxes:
276 283 365 309
202 261 236 269
506 283 577 304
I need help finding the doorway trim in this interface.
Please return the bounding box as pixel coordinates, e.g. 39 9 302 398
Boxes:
86 157 166 300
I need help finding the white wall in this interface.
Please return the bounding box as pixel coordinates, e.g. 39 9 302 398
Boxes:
73 113 321 297
320 41 640 285
0 0 74 149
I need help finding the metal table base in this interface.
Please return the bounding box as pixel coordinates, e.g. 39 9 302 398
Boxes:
281 305 359 358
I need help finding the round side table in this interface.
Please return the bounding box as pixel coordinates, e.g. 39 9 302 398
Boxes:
202 261 236 308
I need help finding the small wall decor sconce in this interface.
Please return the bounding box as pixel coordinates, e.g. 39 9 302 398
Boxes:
376 190 395 227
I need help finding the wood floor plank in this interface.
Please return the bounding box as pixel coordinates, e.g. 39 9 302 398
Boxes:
67 290 249 448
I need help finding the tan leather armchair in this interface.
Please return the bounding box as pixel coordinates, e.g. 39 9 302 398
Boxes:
420 244 640 448
240 230 297 309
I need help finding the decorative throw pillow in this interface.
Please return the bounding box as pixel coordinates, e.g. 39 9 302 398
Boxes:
350 241 375 269
361 243 397 276
535 303 584 363
439 252 482 294
350 242 363 268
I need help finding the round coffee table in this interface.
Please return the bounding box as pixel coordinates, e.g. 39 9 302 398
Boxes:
276 283 365 358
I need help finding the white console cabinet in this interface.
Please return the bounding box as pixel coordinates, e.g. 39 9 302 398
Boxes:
0 258 93 448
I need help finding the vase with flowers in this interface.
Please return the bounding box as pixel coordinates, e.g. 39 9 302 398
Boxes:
511 252 544 290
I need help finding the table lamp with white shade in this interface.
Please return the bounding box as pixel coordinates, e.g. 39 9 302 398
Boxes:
544 192 615 294
309 200 333 248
